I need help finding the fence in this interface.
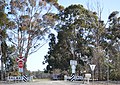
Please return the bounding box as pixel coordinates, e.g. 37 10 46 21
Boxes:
7 75 33 82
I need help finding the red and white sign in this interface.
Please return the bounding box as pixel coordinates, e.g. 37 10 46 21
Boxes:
17 56 25 62
18 61 23 68
16 55 26 69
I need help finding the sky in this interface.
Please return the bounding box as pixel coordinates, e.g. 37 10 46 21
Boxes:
26 0 120 71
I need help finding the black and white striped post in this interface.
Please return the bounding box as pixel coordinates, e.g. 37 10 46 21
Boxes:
22 75 28 82
71 73 75 81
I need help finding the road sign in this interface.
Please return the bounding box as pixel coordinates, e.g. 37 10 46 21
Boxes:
89 64 96 71
89 64 96 85
16 55 26 73
17 56 25 62
70 60 77 65
18 61 23 68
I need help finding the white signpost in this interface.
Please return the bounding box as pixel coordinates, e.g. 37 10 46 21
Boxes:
70 60 77 74
89 64 96 85
71 65 76 73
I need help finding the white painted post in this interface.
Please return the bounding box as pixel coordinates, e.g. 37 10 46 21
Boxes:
85 73 91 84
70 60 77 74
89 64 96 85
64 75 67 81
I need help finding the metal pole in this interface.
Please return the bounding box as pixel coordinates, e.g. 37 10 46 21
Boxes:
92 71 94 85
107 63 109 85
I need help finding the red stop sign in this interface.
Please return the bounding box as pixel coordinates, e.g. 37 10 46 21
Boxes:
18 61 23 68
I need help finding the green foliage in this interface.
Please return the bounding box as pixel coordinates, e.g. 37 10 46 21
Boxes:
110 70 120 80
4 0 60 64
1 41 7 63
108 11 119 21
105 11 120 81
44 4 120 81
0 12 9 26
44 4 100 74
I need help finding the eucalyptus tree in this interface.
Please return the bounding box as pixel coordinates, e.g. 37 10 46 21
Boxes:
6 45 17 72
105 11 120 80
4 0 63 72
44 4 101 74
57 4 100 71
0 0 10 80
84 1 110 80
0 0 18 80
43 33 56 72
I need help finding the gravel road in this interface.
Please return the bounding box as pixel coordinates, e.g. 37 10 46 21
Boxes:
0 80 119 85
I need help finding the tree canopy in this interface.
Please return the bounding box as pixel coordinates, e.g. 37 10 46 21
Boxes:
43 4 120 80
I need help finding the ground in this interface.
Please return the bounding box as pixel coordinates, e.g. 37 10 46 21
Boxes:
0 79 120 85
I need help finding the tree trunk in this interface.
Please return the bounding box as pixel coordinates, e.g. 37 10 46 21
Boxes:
1 55 4 81
97 60 102 80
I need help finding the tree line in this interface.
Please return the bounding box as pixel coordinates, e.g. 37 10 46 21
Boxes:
43 5 120 81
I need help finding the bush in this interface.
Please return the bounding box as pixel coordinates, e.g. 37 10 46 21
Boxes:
110 70 120 81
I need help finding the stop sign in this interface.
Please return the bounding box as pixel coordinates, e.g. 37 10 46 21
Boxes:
18 61 23 68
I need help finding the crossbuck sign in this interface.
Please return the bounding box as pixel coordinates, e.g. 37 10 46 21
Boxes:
16 55 26 72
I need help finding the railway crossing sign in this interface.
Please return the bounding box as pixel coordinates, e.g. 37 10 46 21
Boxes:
17 56 25 68
17 56 25 62
16 55 26 72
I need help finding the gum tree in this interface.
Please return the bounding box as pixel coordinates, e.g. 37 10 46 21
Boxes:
105 11 120 80
0 0 10 80
4 0 64 72
44 4 100 74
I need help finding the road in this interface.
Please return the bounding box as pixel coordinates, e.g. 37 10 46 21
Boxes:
0 80 120 85
1 80 83 85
